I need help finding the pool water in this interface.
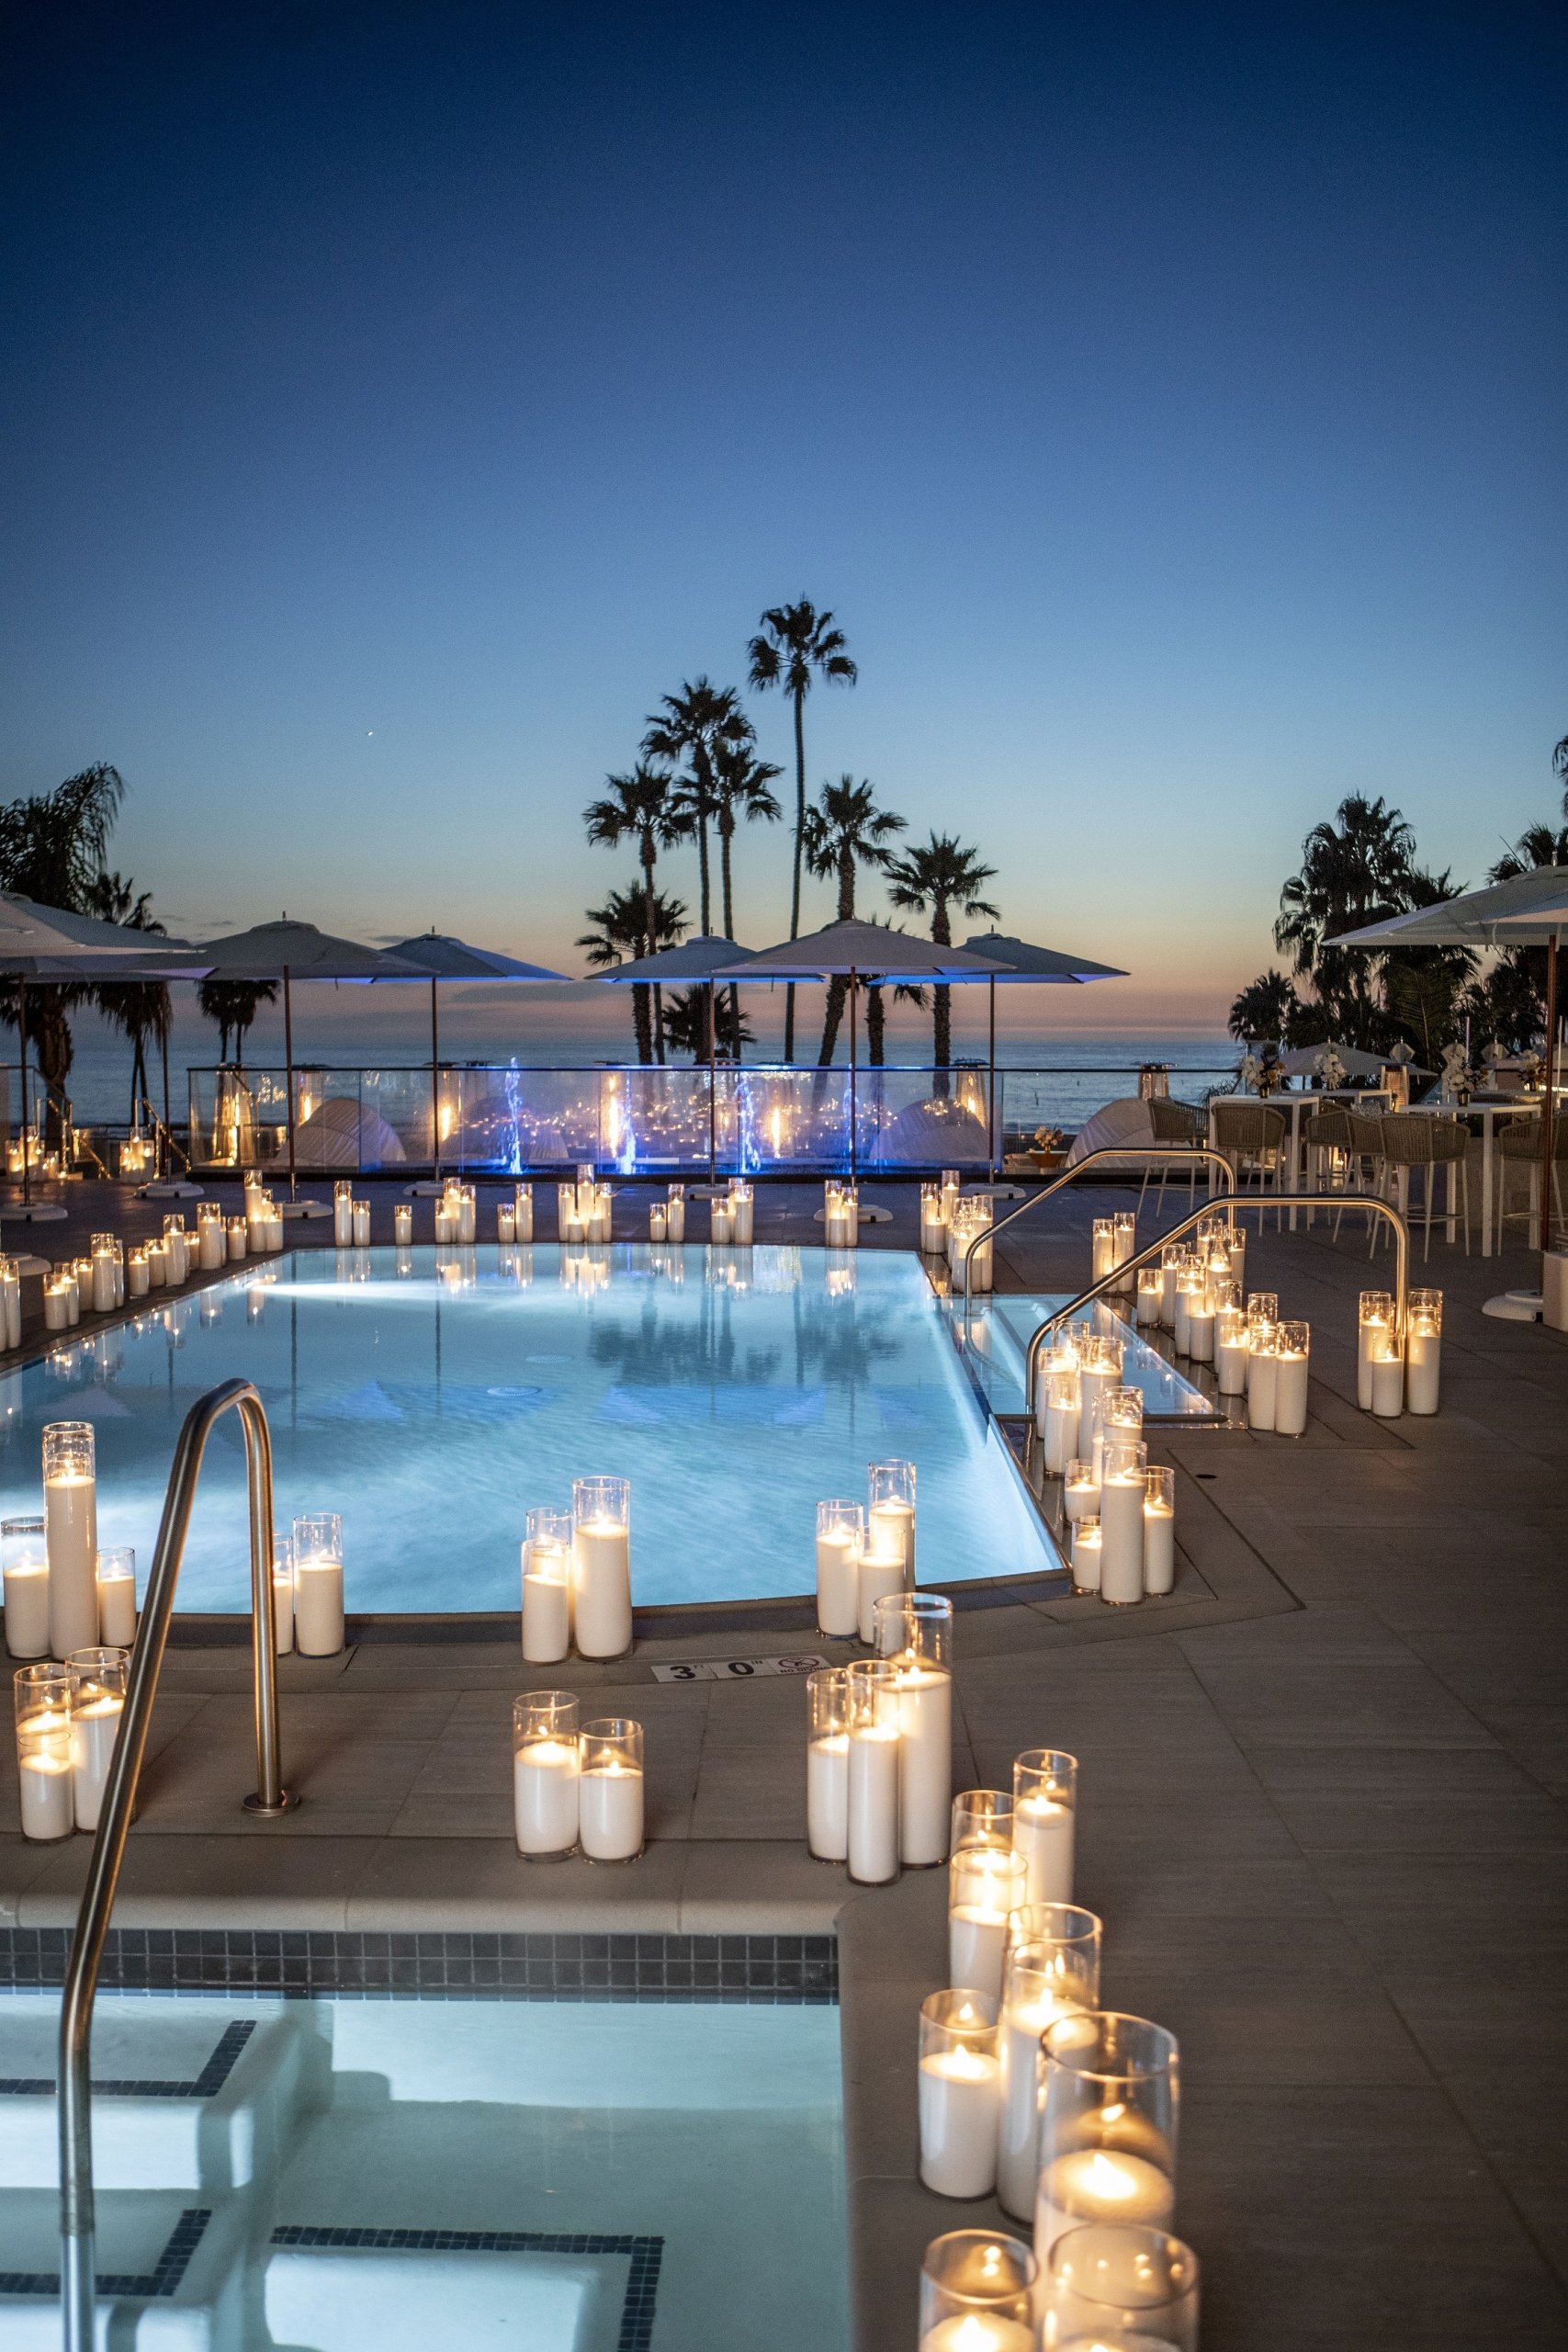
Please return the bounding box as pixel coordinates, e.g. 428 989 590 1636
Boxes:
0 1245 1058 1611
0 1993 847 2349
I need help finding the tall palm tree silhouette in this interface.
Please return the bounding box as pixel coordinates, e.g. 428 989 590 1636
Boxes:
1274 795 1418 1047
886 832 998 1086
584 763 685 1058
747 602 857 1060
801 776 906 1064
643 681 750 937
578 885 688 1066
709 734 782 1057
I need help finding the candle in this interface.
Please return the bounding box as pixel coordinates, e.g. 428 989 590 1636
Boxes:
96 1547 137 1646
68 1648 129 1833
891 1667 953 1864
1091 1217 1115 1283
44 1422 98 1659
868 1458 916 1577
846 1660 900 1883
333 1182 355 1246
1098 1442 1146 1608
728 1182 754 1246
1406 1289 1442 1416
579 1719 644 1861
807 1667 852 1861
711 1201 734 1244
1134 1267 1162 1328
273 1540 295 1655
919 1183 948 1255
90 1250 116 1314
571 1478 632 1658
352 1200 371 1247
1370 1340 1404 1419
1143 1469 1176 1597
15 1663 75 1841
919 2231 1037 2352
513 1729 581 1858
3 1515 51 1659
458 1186 478 1245
1213 1306 1248 1396
919 1993 1001 2199
1077 1353 1120 1459
856 1536 907 1645
1036 2148 1177 2256
225 1219 247 1263
666 1186 685 1242
1012 1751 1077 1906
1063 1459 1100 1524
816 1500 864 1639
514 1183 535 1242
1069 1517 1101 1595
649 1204 668 1242
392 1203 413 1245
197 1210 225 1271
522 1510 574 1663
292 1512 344 1656
1273 1320 1310 1436
1246 1329 1278 1431
163 1222 188 1283
1039 1374 1080 1476
1036 2010 1179 2267
949 1843 1027 2002
1044 2219 1201 2351
1 1259 20 1349
995 1917 1103 2221
919 2312 1032 2352
1358 1289 1393 1411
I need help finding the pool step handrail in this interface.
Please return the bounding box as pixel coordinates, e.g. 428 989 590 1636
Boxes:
1018 1192 1411 1419
58 1376 297 2352
959 1145 1239 1313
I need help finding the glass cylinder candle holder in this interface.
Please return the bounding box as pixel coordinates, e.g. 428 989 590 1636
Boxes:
949 1840 1028 2003
1246 1290 1279 1328
1246 1322 1279 1431
44 1421 98 1660
89 1242 116 1314
649 1201 668 1243
710 1197 735 1245
512 1690 581 1859
728 1181 754 1246
271 1535 295 1655
867 1457 916 1577
874 1591 953 1869
1063 1458 1100 1525
1134 1266 1162 1328
951 1788 1013 1853
1013 1749 1077 1906
1077 1346 1121 1459
333 1179 355 1246
1069 1514 1101 1594
919 2232 1036 2352
292 1512 344 1656
964 1197 994 1293
390 1202 412 1245
522 1507 574 1664
815 1499 864 1639
919 1990 1002 2199
1093 1386 1144 1473
96 1546 137 1647
43 1274 73 1332
1 1254 21 1349
1036 2011 1179 2261
514 1182 535 1242
197 1204 225 1272
919 1182 948 1255
1144 1466 1176 1597
1090 1217 1115 1283
665 1182 685 1242
1172 1267 1203 1359
997 1911 1104 2222
571 1476 632 1658
1110 1211 1137 1292
1044 2222 1200 2352
15 1661 74 1840
1099 1437 1148 1607
1369 1333 1404 1419
1213 1305 1248 1396
224 1219 247 1264
580 1716 644 1861
846 1658 900 1884
3 1515 50 1660
807 1665 852 1861
1273 1319 1311 1437
351 1199 371 1248
1040 1372 1081 1474
1357 1287 1394 1411
67 1645 129 1832
163 1217 189 1283
856 1526 908 1645
1406 1287 1442 1416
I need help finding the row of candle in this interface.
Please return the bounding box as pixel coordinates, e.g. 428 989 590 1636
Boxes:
814 1458 919 1639
519 1476 633 1661
333 1182 379 1247
918 1170 966 1255
512 1690 644 1861
558 1169 615 1244
805 1591 953 1876
918 2220 1198 2352
1359 1287 1442 1417
2 1519 135 1657
13 1647 130 1839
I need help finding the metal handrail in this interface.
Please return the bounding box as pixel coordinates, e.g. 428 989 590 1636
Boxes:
960 1145 1239 1313
57 1377 298 2351
130 1093 191 1178
1021 1191 1411 1418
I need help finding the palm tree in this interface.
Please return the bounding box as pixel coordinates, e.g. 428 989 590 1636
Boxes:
642 681 750 937
1228 970 1299 1045
663 985 754 1063
197 977 279 1064
801 776 906 1064
578 884 688 1066
0 763 128 1124
886 832 998 1087
583 764 685 1059
708 734 783 1057
84 872 172 1120
746 602 857 1060
1273 795 1417 1047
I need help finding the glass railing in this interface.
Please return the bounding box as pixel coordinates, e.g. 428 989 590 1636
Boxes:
182 1062 1237 1177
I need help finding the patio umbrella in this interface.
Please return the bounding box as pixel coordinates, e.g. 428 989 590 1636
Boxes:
962 932 1129 1175
597 937 758 1179
1332 867 1568 1260
384 933 568 1181
713 921 1007 1179
192 920 424 1195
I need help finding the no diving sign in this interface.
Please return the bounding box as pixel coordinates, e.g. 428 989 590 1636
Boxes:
650 1653 827 1684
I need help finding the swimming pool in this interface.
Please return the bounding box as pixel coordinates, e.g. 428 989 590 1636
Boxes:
0 1245 1059 1612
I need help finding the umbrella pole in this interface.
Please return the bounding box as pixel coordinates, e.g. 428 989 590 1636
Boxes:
161 1027 171 1180
431 974 441 1184
708 980 716 1182
850 968 858 1185
987 975 997 1181
284 967 298 1201
1540 931 1559 1258
18 981 29 1208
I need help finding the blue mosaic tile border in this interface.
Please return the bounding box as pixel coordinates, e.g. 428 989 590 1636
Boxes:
0 2207 209 2299
270 2226 663 2352
0 1928 838 2003
0 2018 255 2100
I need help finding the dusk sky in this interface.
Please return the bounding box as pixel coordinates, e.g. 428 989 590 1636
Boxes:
2 0 1562 1051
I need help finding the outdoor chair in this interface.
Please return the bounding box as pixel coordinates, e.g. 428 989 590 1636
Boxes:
1373 1113 1471 1262
1496 1113 1568 1250
1137 1095 1206 1217
1302 1106 1355 1232
1210 1099 1288 1230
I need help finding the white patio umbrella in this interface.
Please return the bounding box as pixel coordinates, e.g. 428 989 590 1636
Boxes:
384 933 568 1180
961 932 1128 1174
192 920 424 1194
597 936 759 1178
1332 866 1568 1262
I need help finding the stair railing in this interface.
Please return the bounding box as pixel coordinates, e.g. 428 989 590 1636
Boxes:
958 1145 1239 1315
57 1378 298 2352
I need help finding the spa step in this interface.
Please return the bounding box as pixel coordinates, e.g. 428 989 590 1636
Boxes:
0 2187 250 2348
264 2235 631 2352
0 1999 318 2192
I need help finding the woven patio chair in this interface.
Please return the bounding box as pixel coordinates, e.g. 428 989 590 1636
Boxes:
1137 1095 1206 1216
1375 1113 1472 1261
1210 1099 1288 1230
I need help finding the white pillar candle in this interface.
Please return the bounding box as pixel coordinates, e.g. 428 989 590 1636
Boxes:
393 1203 413 1244
164 1231 188 1283
856 1543 907 1645
70 1692 124 1832
513 1737 581 1856
580 1759 643 1860
1405 1296 1442 1415
949 1849 1027 2003
1172 1282 1195 1358
847 1718 900 1883
333 1186 354 1245
225 1220 247 1263
1035 2147 1176 2256
45 1437 98 1660
572 1520 632 1657
1247 1341 1278 1431
1077 1363 1115 1459
1135 1269 1162 1327
1013 1797 1075 1907
1099 1467 1145 1606
807 1733 850 1860
649 1204 667 1242
711 1203 734 1244
496 1203 516 1245
816 1527 862 1638
273 1566 295 1654
1069 1517 1101 1593
1187 1302 1214 1363
1273 1336 1310 1436
96 1559 137 1647
352 1202 371 1247
5 1558 51 1658
895 1665 953 1867
91 1254 116 1314
1357 1295 1393 1411
1041 1383 1080 1476
666 1193 685 1241
729 1188 754 1246
1158 1259 1179 1329
868 1498 915 1579
1143 1489 1177 1597
458 1189 478 1244
1214 1319 1249 1396
21 1738 75 1838
1371 1344 1404 1419
44 1282 71 1331
293 1558 344 1655
198 1219 225 1271
2 1265 21 1349
919 2041 1002 2199
1062 1462 1100 1523
521 1545 573 1665
997 1982 1086 2223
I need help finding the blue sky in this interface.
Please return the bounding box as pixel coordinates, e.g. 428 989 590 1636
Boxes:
1 0 1562 1045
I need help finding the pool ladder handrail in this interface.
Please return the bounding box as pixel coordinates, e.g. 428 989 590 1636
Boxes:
958 1145 1239 1315
1018 1191 1412 1419
58 1376 298 2352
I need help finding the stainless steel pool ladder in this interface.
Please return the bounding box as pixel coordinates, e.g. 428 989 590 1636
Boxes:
57 1376 298 2352
957 1144 1240 1313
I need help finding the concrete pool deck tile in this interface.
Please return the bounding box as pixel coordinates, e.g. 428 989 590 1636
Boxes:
1244 1743 1568 1854
1394 1624 1568 1714
1179 1656 1498 1750
674 1838 846 1932
1172 1600 1427 1664
1308 1844 1568 1942
14 1831 368 1928
848 2175 1010 2352
346 1835 686 1931
0 1831 67 1923
687 1747 807 1842
1468 1703 1568 1793
1438 2066 1568 2289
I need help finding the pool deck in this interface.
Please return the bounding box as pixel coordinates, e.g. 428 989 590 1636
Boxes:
3 1175 1566 2346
